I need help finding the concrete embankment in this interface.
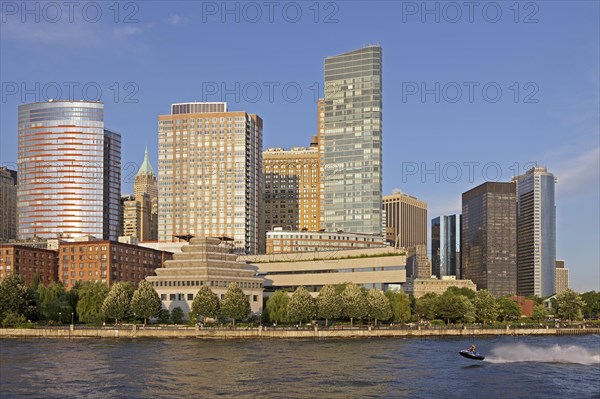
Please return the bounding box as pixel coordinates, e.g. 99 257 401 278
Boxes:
1 326 599 339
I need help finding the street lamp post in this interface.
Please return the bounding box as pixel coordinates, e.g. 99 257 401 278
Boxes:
71 312 74 326
59 312 62 325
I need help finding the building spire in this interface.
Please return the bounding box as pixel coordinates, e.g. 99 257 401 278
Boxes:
136 146 155 177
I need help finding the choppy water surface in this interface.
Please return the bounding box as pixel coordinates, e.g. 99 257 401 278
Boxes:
1 335 599 398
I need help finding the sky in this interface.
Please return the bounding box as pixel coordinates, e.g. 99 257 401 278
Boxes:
0 1 598 292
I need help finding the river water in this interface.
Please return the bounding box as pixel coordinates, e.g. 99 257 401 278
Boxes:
1 335 599 398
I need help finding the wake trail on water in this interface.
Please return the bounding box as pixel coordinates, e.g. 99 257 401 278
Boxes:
485 343 600 365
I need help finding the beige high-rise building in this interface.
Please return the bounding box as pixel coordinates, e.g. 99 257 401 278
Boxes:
383 191 428 248
121 194 152 241
555 260 569 294
263 140 320 234
133 147 158 241
0 167 17 242
158 102 262 254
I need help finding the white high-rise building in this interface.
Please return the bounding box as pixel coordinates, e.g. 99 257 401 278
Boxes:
513 167 557 297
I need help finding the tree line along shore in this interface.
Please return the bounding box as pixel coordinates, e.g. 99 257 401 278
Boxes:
1 273 599 331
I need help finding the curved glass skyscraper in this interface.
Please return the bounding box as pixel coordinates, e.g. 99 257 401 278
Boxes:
17 100 121 240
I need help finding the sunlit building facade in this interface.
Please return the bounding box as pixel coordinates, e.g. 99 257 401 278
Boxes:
17 101 121 241
158 102 262 254
263 141 320 234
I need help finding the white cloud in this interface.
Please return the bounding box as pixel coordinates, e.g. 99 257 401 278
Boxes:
167 14 188 25
112 25 143 38
554 146 600 198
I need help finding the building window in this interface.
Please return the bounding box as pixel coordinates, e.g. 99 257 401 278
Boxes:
161 294 166 300
187 293 193 301
169 294 176 301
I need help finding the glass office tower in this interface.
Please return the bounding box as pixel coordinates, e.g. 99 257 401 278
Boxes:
461 182 517 297
514 167 557 297
431 214 461 278
17 100 121 240
323 45 383 234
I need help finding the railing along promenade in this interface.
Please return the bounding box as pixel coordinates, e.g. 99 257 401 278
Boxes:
2 324 599 339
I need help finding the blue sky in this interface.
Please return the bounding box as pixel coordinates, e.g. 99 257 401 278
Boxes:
1 1 598 291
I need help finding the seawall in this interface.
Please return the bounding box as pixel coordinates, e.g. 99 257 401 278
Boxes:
1 326 599 339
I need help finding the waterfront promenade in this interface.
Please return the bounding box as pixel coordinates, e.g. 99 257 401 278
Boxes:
2 325 598 339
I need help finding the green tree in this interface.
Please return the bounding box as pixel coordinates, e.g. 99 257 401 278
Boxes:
472 290 499 325
170 306 184 324
287 286 316 323
581 291 600 319
555 289 586 322
77 282 109 324
367 289 391 325
531 304 549 323
316 285 342 326
130 281 162 326
445 286 476 299
385 290 411 323
415 293 439 321
220 283 250 326
101 282 133 324
189 286 220 324
0 273 36 320
1 311 28 327
496 297 521 322
36 282 72 323
436 291 475 324
265 290 290 324
157 308 170 324
341 283 368 326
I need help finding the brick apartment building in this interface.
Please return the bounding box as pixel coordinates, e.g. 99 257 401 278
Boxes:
58 241 172 290
0 245 59 285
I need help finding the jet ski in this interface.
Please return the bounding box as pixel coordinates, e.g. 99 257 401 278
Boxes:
459 349 485 360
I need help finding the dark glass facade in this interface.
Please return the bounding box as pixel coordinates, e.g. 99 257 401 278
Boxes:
461 182 517 297
431 214 460 278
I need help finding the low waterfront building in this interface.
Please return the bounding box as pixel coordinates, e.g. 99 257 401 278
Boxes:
58 238 172 290
147 237 264 317
0 244 58 285
266 229 388 254
403 276 477 299
240 247 406 294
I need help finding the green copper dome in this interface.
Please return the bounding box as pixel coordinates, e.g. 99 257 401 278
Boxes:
136 147 156 177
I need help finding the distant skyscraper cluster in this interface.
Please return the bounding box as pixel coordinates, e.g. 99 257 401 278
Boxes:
455 167 558 298
0 45 568 299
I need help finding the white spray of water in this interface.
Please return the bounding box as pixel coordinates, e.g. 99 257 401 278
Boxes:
485 343 600 365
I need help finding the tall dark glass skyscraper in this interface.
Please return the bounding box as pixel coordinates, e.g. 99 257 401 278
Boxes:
431 214 461 278
322 45 382 234
461 182 517 297
513 167 557 297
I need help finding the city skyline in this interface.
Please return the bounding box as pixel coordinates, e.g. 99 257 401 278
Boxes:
0 2 598 291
